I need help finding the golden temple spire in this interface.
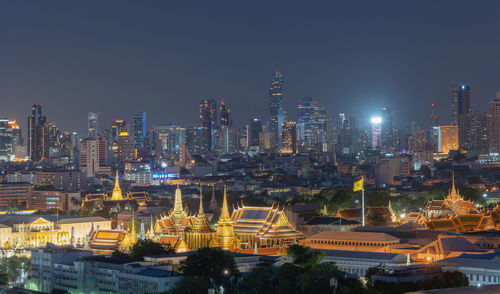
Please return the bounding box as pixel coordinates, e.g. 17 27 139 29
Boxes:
199 184 204 215
447 170 461 202
110 171 124 201
220 185 230 220
172 185 186 226
210 185 239 251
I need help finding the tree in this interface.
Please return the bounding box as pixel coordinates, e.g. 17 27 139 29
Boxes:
286 244 324 268
129 239 175 260
0 254 30 286
169 276 210 294
367 211 389 227
179 248 240 293
239 263 277 294
299 262 339 294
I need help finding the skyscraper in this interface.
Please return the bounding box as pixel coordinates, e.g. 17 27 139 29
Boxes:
281 121 297 154
335 113 358 155
219 99 230 127
371 117 382 148
133 112 146 150
451 83 471 126
80 138 108 177
459 112 488 154
297 97 328 151
268 70 284 148
248 118 262 149
88 112 99 137
380 106 394 152
488 97 500 154
111 120 127 143
199 99 217 153
27 104 48 163
0 118 13 161
439 125 459 154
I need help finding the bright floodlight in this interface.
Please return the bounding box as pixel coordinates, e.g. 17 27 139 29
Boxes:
371 117 382 124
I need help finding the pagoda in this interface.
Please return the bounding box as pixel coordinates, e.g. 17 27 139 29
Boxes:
154 186 195 236
110 171 124 201
184 185 215 250
210 186 239 251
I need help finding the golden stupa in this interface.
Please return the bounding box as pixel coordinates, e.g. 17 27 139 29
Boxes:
110 171 124 201
210 185 239 251
185 185 215 250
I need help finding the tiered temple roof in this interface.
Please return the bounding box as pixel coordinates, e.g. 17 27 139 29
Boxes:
231 201 305 247
88 230 133 255
154 186 195 236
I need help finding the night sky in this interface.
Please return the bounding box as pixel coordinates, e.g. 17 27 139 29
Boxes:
1 1 500 134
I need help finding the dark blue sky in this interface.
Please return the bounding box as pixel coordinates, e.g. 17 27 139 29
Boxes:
1 1 500 134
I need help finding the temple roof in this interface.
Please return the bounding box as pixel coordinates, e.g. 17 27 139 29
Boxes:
231 202 304 240
305 231 399 242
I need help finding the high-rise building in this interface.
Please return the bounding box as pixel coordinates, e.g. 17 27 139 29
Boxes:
297 97 328 151
154 125 186 160
0 119 13 161
248 118 262 149
371 117 382 148
459 112 488 154
380 106 394 152
335 113 358 155
27 104 48 163
88 112 99 137
80 138 108 177
451 83 471 126
111 120 127 143
199 99 217 153
488 97 500 154
186 127 203 154
408 129 426 153
281 121 297 154
117 131 135 165
439 125 459 154
219 99 230 127
133 112 146 150
268 70 284 148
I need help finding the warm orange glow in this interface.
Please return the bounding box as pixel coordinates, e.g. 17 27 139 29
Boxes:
7 120 19 128
118 131 129 136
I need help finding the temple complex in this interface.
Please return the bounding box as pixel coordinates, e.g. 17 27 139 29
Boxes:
231 201 305 247
423 172 477 219
88 229 135 255
210 186 240 251
81 171 151 214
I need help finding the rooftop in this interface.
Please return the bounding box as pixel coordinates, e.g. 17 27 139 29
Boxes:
314 249 404 262
306 231 399 242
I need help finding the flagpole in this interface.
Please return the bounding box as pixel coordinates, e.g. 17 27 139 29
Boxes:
362 187 365 226
361 176 365 226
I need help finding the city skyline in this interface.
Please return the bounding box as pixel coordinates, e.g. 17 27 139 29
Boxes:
1 1 500 134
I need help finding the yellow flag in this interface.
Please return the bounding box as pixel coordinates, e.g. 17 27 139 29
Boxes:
353 178 363 192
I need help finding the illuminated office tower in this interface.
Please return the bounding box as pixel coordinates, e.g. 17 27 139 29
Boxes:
335 113 358 155
186 127 203 154
371 117 382 148
88 112 99 137
439 125 459 154
269 70 284 148
117 131 135 165
0 119 13 161
111 120 127 143
154 125 186 160
133 112 146 150
380 106 394 152
451 83 471 126
219 99 230 127
488 97 500 154
281 121 297 154
248 118 262 149
27 104 48 163
297 97 328 151
407 129 426 153
459 112 488 154
80 138 108 177
199 99 217 153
